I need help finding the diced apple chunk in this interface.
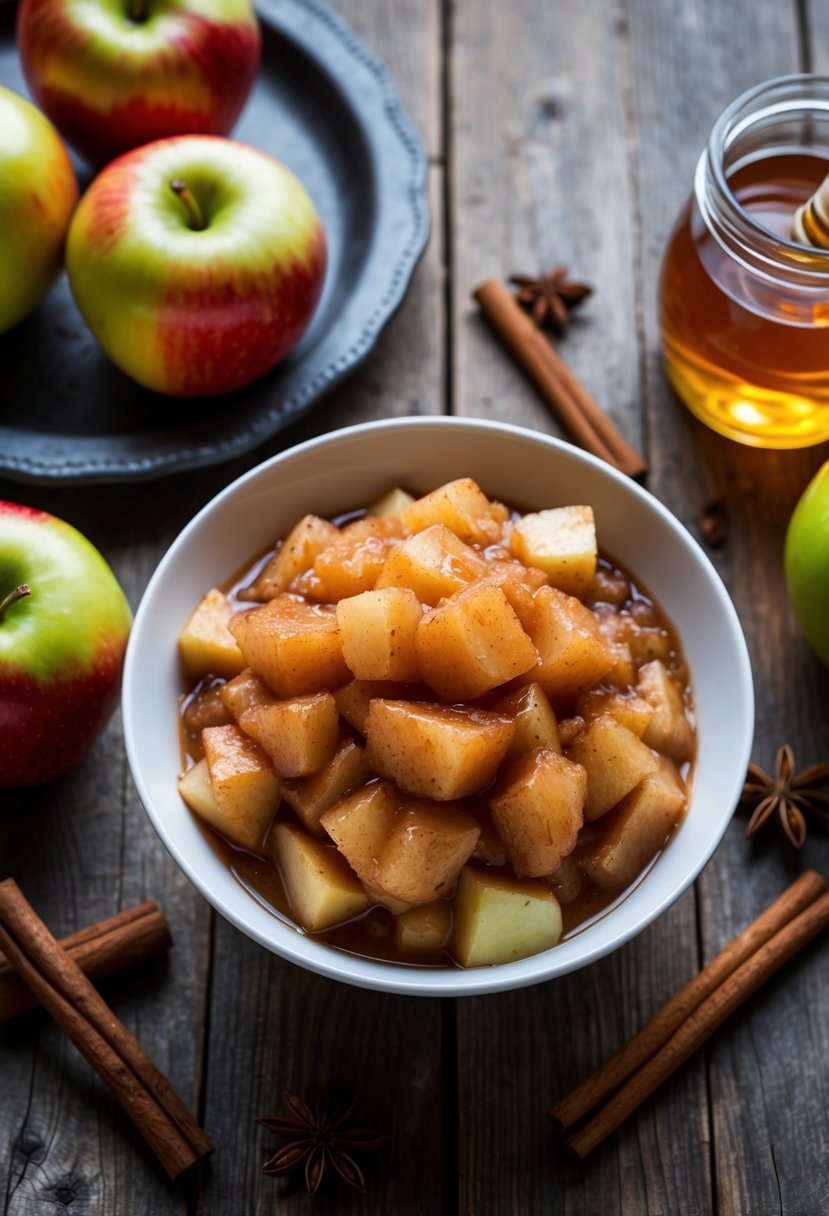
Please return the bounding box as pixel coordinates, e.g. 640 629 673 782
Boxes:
365 699 515 800
239 692 339 778
577 688 654 737
375 525 488 605
372 797 480 905
482 559 548 629
416 583 538 701
495 682 561 759
309 517 408 601
395 902 452 954
401 477 508 546
565 714 659 821
548 855 584 904
239 516 339 600
196 725 281 850
219 668 274 721
178 757 219 820
636 660 694 761
452 867 562 966
578 758 687 889
523 585 615 705
282 737 373 835
336 588 422 682
271 821 370 931
229 596 350 696
367 486 416 518
333 679 421 734
490 748 586 877
179 588 245 680
319 780 399 886
509 506 597 597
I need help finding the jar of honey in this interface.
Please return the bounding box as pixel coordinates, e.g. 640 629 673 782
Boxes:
659 75 829 448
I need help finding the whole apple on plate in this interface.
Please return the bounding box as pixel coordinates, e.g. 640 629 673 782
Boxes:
0 502 133 788
0 85 78 334
66 135 327 396
16 0 261 166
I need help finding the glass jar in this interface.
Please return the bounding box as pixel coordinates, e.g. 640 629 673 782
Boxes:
659 75 829 448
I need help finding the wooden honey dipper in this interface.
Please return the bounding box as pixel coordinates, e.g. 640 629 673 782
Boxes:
792 174 829 248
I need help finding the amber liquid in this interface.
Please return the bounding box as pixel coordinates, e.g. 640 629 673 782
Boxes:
660 153 829 448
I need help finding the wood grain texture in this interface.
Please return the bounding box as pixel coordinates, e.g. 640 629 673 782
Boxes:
450 0 642 453
624 1 829 1213
448 2 708 1211
0 485 211 1216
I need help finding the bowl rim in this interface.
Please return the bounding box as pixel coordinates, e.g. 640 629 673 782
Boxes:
123 416 755 996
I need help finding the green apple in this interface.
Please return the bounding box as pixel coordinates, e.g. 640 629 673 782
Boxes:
785 460 829 666
0 501 133 787
65 134 327 396
0 85 78 334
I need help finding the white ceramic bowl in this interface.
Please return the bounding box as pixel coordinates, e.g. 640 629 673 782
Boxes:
123 417 754 996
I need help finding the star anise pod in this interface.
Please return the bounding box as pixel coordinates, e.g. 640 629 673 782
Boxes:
740 744 829 848
509 266 593 330
258 1091 383 1194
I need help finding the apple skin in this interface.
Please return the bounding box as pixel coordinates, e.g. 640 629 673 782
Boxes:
785 460 829 667
66 135 327 396
0 501 133 788
0 85 78 334
16 0 261 167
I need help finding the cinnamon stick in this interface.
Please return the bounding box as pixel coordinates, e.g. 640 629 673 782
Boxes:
0 879 212 1180
564 886 829 1159
0 900 171 1022
473 279 648 481
551 868 826 1133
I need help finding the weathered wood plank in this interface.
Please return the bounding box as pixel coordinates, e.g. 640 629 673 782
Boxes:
0 483 212 1216
625 2 829 1214
196 5 446 1214
448 2 710 1212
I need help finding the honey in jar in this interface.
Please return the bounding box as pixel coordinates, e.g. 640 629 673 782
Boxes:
659 76 829 449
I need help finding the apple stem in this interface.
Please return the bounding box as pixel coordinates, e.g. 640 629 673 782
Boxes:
0 584 30 621
170 179 206 232
128 0 149 22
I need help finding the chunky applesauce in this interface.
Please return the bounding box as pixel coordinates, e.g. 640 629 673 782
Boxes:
177 479 695 968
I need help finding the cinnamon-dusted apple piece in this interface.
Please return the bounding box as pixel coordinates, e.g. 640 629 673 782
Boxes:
336 587 422 682
395 902 452 954
375 524 488 605
452 867 562 966
400 477 508 546
636 659 694 761
271 821 370 932
333 678 426 734
578 757 687 889
219 667 274 720
179 588 245 679
365 699 515 800
282 737 372 836
302 516 408 601
239 691 339 778
229 595 350 696
522 585 615 705
180 724 281 851
509 505 597 598
495 682 561 759
371 797 480 905
489 748 586 877
566 714 659 821
576 688 654 738
416 583 538 701
366 486 416 518
238 515 339 601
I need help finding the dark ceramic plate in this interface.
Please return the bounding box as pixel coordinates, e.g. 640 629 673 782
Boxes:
0 0 428 483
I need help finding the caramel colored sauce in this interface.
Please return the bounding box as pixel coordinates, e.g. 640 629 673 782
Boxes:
660 152 829 447
179 504 694 970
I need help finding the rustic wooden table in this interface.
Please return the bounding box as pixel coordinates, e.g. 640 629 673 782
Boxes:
3 1 829 1212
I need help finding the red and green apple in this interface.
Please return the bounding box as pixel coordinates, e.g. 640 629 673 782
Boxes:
0 501 133 788
785 460 829 667
0 84 78 334
66 134 327 396
16 0 261 166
